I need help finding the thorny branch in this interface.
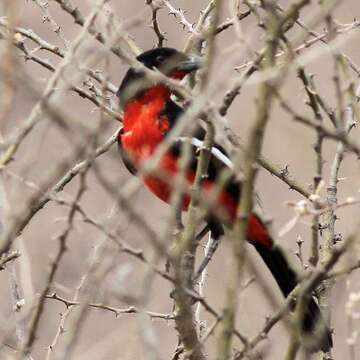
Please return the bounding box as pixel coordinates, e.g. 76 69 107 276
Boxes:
1 0 360 359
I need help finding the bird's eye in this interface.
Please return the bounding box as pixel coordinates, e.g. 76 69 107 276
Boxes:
155 54 164 63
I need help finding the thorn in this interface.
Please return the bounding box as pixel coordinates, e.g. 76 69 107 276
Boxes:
333 233 342 243
280 165 289 178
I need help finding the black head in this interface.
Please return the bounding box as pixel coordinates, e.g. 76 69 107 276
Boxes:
135 47 201 74
117 47 202 108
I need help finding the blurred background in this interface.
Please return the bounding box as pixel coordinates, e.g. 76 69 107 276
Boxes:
1 0 360 359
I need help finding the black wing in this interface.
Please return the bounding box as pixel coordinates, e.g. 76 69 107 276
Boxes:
163 99 241 203
162 99 229 155
169 137 241 205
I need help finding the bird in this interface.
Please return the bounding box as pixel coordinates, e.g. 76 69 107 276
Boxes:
116 47 333 352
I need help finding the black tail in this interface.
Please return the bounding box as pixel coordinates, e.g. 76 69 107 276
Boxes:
254 243 333 352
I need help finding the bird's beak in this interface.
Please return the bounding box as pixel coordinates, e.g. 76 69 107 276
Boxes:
175 55 203 73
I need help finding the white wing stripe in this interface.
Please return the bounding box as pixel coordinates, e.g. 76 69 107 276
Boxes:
178 137 233 169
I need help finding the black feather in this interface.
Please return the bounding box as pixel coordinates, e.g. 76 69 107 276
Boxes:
253 243 333 352
117 129 138 176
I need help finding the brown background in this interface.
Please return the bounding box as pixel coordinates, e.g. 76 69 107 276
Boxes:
1 0 360 359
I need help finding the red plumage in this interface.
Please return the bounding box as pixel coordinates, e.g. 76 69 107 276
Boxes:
120 85 272 247
116 47 332 352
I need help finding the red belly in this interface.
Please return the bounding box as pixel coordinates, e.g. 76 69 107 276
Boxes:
121 133 271 247
143 152 238 222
